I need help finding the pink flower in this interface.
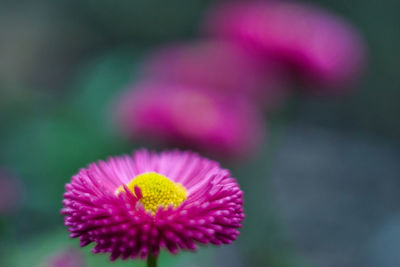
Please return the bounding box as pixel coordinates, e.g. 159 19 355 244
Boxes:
62 149 244 260
43 248 84 267
0 169 22 214
204 2 366 91
141 41 287 108
114 83 266 159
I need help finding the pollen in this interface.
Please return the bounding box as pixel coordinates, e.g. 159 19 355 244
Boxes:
116 172 187 213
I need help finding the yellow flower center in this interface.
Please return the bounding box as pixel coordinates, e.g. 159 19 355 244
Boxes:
116 172 187 213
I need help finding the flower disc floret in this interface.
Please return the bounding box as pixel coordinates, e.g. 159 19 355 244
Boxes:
116 172 187 213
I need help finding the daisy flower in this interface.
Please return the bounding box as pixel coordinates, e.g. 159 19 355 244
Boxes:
204 2 366 91
62 149 244 265
114 83 266 160
42 248 84 267
0 168 23 214
141 41 288 108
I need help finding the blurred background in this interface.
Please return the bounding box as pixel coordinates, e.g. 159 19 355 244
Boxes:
0 0 399 267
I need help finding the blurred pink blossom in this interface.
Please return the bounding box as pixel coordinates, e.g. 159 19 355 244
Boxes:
41 248 85 267
115 82 266 160
0 169 22 214
204 1 367 92
141 41 288 109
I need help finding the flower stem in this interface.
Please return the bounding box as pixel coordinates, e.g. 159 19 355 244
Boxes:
147 253 158 267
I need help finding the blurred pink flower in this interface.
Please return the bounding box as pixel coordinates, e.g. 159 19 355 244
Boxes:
141 41 288 109
42 248 84 267
114 83 266 159
0 169 22 214
204 2 367 92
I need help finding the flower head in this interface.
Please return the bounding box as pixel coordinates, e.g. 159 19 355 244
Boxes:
42 248 84 267
62 150 244 260
115 83 265 159
141 41 287 107
0 168 23 214
205 2 366 91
